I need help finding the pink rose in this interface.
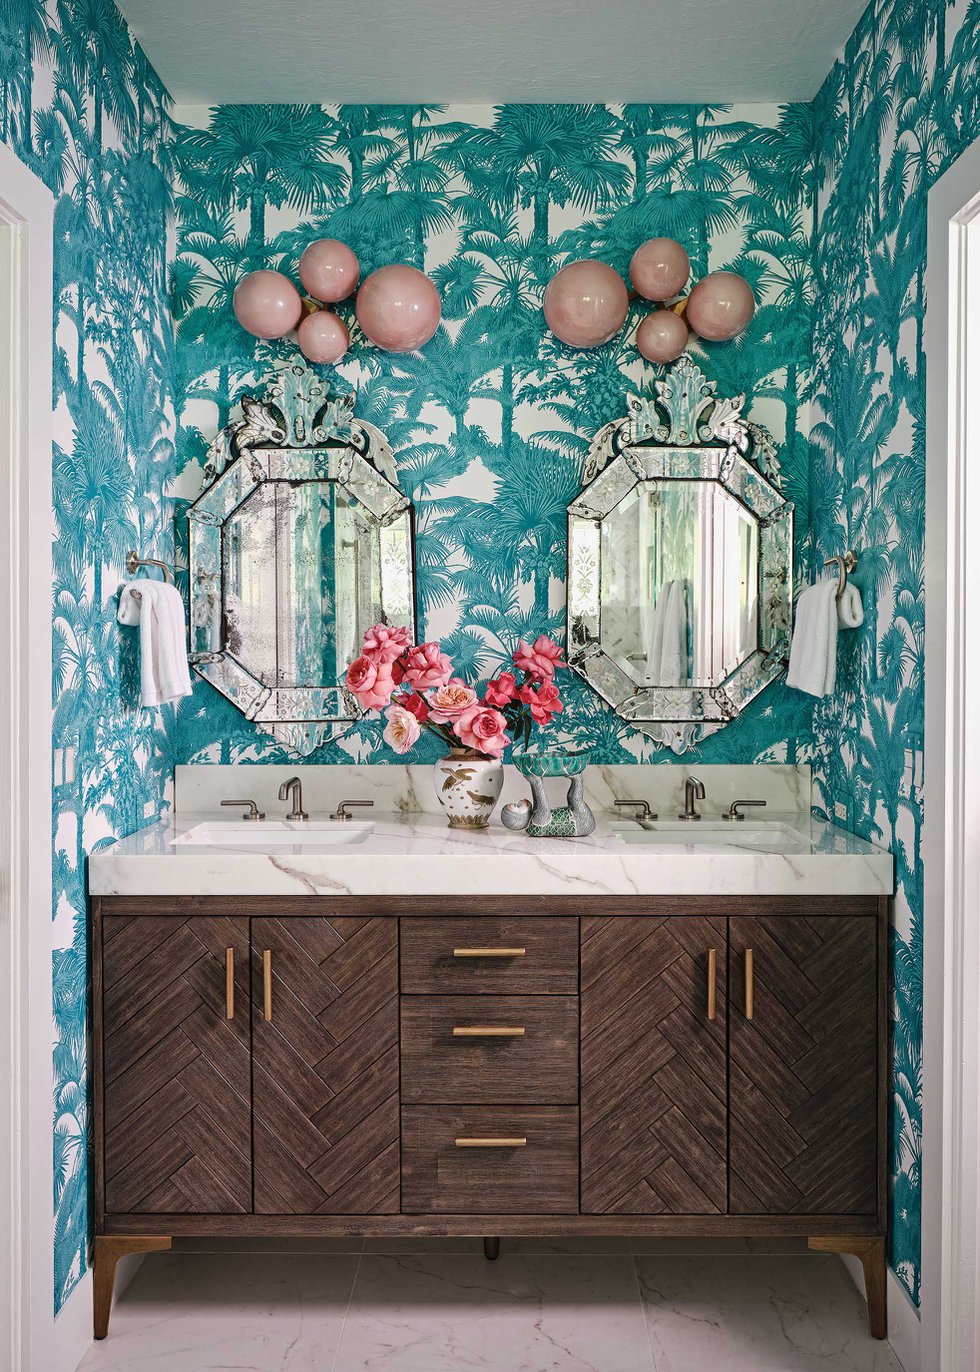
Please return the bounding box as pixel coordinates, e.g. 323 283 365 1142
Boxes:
520 680 563 725
484 672 517 707
361 623 412 665
513 635 565 682
383 703 421 754
346 654 396 711
428 678 478 723
396 691 429 723
455 703 510 757
403 641 453 691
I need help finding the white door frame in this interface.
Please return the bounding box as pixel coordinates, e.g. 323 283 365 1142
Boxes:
0 143 55 1372
921 137 980 1372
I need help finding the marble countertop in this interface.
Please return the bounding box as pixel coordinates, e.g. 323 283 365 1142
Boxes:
89 811 893 898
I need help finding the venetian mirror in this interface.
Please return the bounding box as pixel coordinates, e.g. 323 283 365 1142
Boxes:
567 357 793 753
188 366 415 755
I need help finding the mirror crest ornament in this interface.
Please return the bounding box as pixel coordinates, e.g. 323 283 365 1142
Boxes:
568 357 793 754
188 365 415 756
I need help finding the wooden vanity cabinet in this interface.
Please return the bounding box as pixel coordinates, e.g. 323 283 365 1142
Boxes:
91 895 887 1342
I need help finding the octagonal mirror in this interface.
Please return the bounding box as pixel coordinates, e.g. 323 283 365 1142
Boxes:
188 365 415 755
567 357 793 753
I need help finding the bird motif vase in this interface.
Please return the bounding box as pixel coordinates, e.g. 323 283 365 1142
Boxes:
433 748 504 830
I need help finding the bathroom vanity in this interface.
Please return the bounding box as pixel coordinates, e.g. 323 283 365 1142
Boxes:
88 807 892 1341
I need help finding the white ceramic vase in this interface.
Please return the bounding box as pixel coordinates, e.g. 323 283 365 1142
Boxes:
433 748 504 830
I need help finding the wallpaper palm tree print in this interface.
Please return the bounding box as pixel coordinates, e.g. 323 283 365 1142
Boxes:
171 101 817 769
810 0 980 1308
1 0 175 1313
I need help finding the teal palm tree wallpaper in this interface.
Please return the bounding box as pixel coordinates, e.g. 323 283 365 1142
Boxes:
810 0 980 1308
170 101 817 769
1 0 175 1312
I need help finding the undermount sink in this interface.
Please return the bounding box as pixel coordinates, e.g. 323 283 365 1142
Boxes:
610 819 808 852
172 820 374 848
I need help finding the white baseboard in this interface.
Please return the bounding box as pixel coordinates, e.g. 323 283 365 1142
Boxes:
52 1271 92 1372
839 1255 921 1372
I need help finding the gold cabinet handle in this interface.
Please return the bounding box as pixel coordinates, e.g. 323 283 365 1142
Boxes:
262 949 273 1021
225 948 235 1020
745 947 754 1021
455 1137 527 1148
452 1026 526 1038
453 947 526 958
706 947 717 1022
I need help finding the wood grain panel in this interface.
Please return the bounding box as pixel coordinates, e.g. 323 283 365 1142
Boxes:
401 1106 579 1213
729 915 878 1215
251 916 400 1215
401 995 578 1104
580 915 727 1215
102 915 251 1215
400 916 578 993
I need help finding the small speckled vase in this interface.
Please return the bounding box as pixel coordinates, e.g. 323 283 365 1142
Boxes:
433 748 504 830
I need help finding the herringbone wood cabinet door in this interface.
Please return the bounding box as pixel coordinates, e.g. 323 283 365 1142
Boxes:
729 915 878 1215
102 915 252 1214
251 916 400 1214
580 915 728 1214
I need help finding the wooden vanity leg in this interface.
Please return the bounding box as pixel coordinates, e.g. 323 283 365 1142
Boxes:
808 1235 886 1339
483 1237 500 1261
93 1235 172 1339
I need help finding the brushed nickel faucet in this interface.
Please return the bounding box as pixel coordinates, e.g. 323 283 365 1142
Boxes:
613 799 658 822
678 775 705 821
278 776 308 822
723 799 768 822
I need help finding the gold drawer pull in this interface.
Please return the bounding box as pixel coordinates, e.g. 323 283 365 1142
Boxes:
707 947 717 1022
225 948 235 1020
745 947 754 1021
263 949 273 1021
455 1137 527 1148
453 947 526 958
452 1026 526 1038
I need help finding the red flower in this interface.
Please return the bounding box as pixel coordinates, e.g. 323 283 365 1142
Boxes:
397 691 430 723
519 680 563 725
484 672 518 707
513 635 565 682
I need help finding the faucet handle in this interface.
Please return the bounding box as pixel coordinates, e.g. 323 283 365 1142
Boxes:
723 800 768 822
220 799 265 822
613 799 657 822
332 800 374 822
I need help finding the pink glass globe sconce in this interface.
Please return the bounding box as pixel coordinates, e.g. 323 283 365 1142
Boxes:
299 238 360 304
542 259 629 348
297 308 350 364
233 270 303 339
355 264 441 352
629 238 690 302
636 308 689 364
685 270 756 341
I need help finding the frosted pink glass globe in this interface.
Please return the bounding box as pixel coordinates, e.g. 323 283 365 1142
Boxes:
232 270 303 339
637 309 689 364
355 265 441 352
629 238 690 302
297 308 350 364
686 271 755 340
299 238 360 303
543 260 629 348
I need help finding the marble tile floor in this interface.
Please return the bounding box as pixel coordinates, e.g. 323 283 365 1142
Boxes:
78 1237 908 1372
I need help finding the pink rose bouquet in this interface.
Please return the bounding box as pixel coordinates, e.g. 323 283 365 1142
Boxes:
345 626 567 759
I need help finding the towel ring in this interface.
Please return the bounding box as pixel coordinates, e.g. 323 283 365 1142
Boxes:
126 550 174 602
823 550 858 599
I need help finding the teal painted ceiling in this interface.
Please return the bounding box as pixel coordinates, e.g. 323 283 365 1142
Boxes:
114 0 870 103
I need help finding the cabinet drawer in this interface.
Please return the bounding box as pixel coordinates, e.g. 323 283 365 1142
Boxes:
401 995 579 1104
400 917 578 994
401 1106 579 1213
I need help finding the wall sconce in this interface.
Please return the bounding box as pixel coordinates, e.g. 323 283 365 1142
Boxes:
543 237 755 362
232 238 442 363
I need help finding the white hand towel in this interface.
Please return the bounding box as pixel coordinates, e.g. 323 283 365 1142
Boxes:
786 577 839 697
837 580 864 629
117 580 193 707
659 579 688 687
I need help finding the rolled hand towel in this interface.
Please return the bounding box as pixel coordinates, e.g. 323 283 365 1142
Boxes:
786 577 839 697
837 580 864 629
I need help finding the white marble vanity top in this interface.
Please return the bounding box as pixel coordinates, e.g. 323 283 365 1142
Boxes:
89 810 893 898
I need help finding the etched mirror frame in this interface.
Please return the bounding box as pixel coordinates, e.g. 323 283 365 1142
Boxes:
187 365 416 756
567 357 793 754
